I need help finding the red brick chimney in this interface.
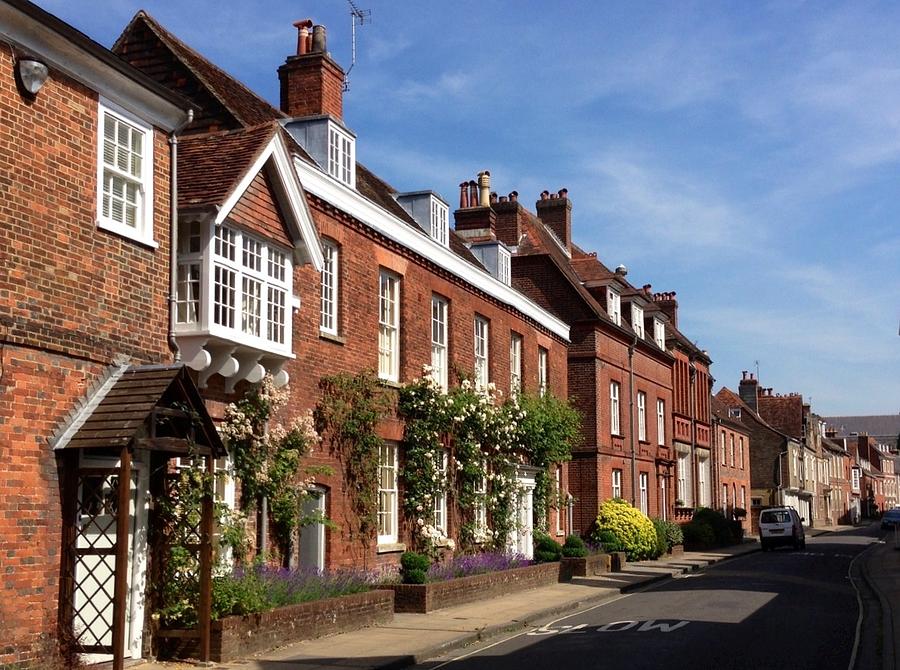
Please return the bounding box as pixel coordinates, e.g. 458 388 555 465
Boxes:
454 171 496 241
652 291 678 327
278 20 345 120
535 189 572 253
738 371 759 413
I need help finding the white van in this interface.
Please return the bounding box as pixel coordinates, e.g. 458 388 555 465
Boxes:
759 507 805 551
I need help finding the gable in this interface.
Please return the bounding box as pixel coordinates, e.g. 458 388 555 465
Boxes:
512 255 595 324
228 169 293 248
113 15 239 132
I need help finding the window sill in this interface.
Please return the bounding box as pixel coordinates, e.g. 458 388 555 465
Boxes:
376 542 406 554
97 219 158 249
379 378 403 389
319 330 345 345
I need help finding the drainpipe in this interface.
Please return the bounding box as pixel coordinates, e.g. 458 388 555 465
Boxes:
168 109 194 363
628 334 637 507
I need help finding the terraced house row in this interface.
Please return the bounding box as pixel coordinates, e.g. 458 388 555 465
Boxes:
0 2 752 668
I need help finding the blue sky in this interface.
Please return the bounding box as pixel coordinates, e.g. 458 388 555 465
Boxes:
44 1 900 415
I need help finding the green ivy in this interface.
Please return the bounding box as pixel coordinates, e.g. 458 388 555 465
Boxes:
314 370 389 558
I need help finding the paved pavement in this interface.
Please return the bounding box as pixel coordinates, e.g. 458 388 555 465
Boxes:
136 522 898 670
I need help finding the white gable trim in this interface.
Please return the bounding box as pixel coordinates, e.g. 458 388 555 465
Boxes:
292 157 570 341
215 134 324 272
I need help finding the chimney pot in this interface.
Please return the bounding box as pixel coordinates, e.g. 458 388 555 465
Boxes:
477 171 491 208
468 180 478 207
459 182 469 209
499 195 508 203
490 191 498 204
540 190 550 201
509 191 518 202
312 24 327 53
559 188 568 198
294 19 313 55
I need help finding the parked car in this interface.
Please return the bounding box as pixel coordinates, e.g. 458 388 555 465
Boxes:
759 507 806 551
880 508 900 531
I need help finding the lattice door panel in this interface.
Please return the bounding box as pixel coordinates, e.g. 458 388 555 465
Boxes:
66 468 134 654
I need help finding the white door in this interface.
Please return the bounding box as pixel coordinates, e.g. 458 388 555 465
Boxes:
73 453 148 664
299 488 326 570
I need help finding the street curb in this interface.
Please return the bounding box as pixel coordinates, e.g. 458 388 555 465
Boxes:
397 546 760 668
856 542 895 670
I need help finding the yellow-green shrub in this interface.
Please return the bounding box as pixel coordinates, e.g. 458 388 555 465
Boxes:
591 499 657 560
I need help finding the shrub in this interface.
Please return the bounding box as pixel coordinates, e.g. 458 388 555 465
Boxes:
682 520 715 548
400 551 431 584
426 552 530 581
594 529 623 553
664 520 684 548
733 507 747 519
692 508 734 546
590 499 657 560
651 519 668 558
533 531 563 563
561 534 588 558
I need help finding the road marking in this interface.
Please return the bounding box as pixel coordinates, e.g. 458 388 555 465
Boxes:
531 620 691 636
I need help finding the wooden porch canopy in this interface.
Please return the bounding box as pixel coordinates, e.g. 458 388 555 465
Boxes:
52 363 224 670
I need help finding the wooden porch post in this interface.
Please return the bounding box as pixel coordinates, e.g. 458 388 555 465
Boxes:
112 445 132 670
198 453 215 662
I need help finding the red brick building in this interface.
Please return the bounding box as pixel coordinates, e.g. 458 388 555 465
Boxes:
0 2 226 667
711 397 752 533
449 186 676 532
113 12 572 571
652 295 714 519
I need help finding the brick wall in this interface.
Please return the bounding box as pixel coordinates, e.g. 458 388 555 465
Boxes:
0 43 171 668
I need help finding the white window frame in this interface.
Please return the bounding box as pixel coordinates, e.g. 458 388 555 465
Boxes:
612 469 622 499
377 444 398 544
697 455 709 506
637 391 647 441
96 99 155 246
653 318 666 349
320 240 339 335
327 123 355 188
656 399 665 446
430 197 449 246
607 288 621 326
723 483 728 511
739 437 744 469
497 246 511 285
474 473 488 540
433 450 448 534
509 333 523 397
631 304 645 338
176 220 203 325
555 466 564 535
677 451 690 506
211 224 291 350
660 477 667 521
639 472 648 515
720 431 727 464
431 295 449 391
741 486 746 510
474 316 490 390
729 435 735 467
378 270 400 382
610 381 621 435
538 347 549 397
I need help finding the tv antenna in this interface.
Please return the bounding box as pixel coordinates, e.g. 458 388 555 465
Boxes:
344 0 371 91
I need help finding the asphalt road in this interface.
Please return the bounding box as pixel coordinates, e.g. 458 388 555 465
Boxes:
421 527 882 670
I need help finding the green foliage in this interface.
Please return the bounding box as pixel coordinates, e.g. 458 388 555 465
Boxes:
220 376 321 554
590 498 658 560
664 520 684 548
682 520 716 548
514 393 581 529
400 551 432 584
561 534 588 558
691 507 735 546
651 518 668 558
533 531 563 563
594 528 624 553
314 371 389 556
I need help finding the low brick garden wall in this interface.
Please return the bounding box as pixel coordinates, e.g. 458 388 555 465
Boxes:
559 553 612 581
667 544 684 557
157 589 395 662
608 551 627 572
385 562 560 613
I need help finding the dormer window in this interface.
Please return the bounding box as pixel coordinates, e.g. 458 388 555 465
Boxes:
607 288 621 326
328 124 354 186
284 117 356 189
653 318 665 349
631 304 644 338
469 241 512 286
430 198 449 246
396 191 450 247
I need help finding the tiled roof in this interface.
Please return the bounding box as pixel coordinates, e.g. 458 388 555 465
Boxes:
116 11 285 128
757 395 804 440
824 415 900 440
711 395 748 432
715 387 790 440
178 122 279 210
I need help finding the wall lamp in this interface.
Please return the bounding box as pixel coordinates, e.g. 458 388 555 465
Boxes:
15 57 49 97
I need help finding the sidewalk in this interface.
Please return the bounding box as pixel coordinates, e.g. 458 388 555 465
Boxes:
138 543 758 670
859 528 900 670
